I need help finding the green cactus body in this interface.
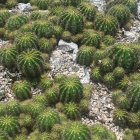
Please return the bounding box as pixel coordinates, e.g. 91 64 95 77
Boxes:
37 109 60 132
113 67 125 80
61 0 83 7
79 99 89 114
6 15 28 31
6 0 17 9
15 32 38 53
117 76 129 90
18 50 44 78
128 113 140 128
112 90 123 105
108 4 130 27
59 7 84 34
33 94 48 106
0 130 8 140
35 0 51 10
0 10 10 27
93 49 106 62
82 30 101 48
91 67 102 83
50 6 64 16
0 45 17 69
18 23 32 33
0 103 6 116
30 11 43 20
17 0 30 3
53 25 63 40
79 2 96 21
64 102 80 120
59 76 83 103
14 134 27 140
95 14 118 36
63 122 91 140
129 72 140 82
0 115 20 136
12 80 31 101
77 45 95 66
103 35 115 46
62 31 72 42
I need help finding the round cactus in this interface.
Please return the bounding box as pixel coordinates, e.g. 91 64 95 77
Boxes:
30 11 43 20
79 2 96 21
91 67 102 83
15 32 38 53
61 31 72 42
18 23 32 33
32 21 53 38
14 134 27 140
63 122 91 140
113 67 125 80
82 29 102 48
112 90 123 105
0 10 10 27
61 0 83 7
95 14 118 36
12 80 31 101
77 45 95 66
37 109 60 132
6 14 28 31
35 0 51 10
0 130 8 140
129 72 140 82
17 0 30 3
59 7 84 34
6 0 17 8
79 99 89 114
102 35 115 46
108 4 130 27
93 49 106 62
64 102 80 120
0 115 20 136
117 76 129 90
18 50 44 78
33 94 48 106
0 103 6 116
59 76 83 103
0 44 17 69
53 25 63 40
50 6 64 16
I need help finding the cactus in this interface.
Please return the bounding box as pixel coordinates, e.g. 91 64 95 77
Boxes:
0 130 8 140
30 11 43 20
15 32 38 53
108 4 130 27
79 2 96 21
61 31 72 42
18 50 44 78
12 80 31 101
0 28 5 38
37 109 60 132
50 6 64 16
0 103 6 116
63 122 91 140
55 102 64 112
112 43 138 72
32 21 53 38
0 115 20 136
64 102 80 120
128 82 140 112
113 109 127 127
82 29 102 48
39 38 53 53
129 72 140 82
93 49 106 62
14 134 27 140
61 0 83 7
77 45 95 66
117 76 129 90
18 23 32 33
91 67 102 83
0 44 17 69
113 67 125 80
35 0 51 10
53 25 63 40
6 15 28 31
133 129 140 140
79 99 89 114
112 90 123 105
59 76 83 103
33 94 48 106
0 10 10 27
6 0 17 8
95 14 118 36
17 0 30 3
59 7 84 34
103 35 115 46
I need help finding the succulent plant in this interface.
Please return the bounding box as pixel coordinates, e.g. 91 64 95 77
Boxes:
50 6 64 16
54 74 66 84
113 109 127 127
83 84 92 100
0 28 5 38
53 25 63 40
64 102 80 120
32 21 53 38
55 102 64 112
103 73 115 89
112 89 123 105
17 0 30 3
35 0 51 10
0 130 8 140
12 80 31 101
30 11 43 20
0 103 6 116
113 67 125 80
0 10 10 27
91 67 102 83
95 14 118 36
93 49 106 62
6 14 28 31
18 50 44 78
108 4 130 27
15 32 38 53
0 44 17 69
82 29 101 48
0 16 5 28
61 31 72 42
133 129 140 140
123 128 134 140
14 134 27 140
59 76 83 103
61 0 83 7
6 0 17 8
129 72 140 82
112 43 138 72
77 45 95 66
79 99 89 114
117 76 129 90
79 2 96 21
0 115 20 136
37 109 60 132
59 7 84 34
33 94 48 106
102 35 115 46
63 122 91 140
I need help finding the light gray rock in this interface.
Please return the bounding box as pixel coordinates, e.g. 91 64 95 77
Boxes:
17 3 32 12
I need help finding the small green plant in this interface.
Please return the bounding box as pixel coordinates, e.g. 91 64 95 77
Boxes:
79 99 89 114
59 7 84 34
117 76 129 90
93 49 106 62
35 0 51 10
102 35 115 46
37 109 60 132
6 0 17 8
64 102 80 120
0 10 10 27
33 94 48 106
113 67 125 80
18 50 44 78
53 25 63 40
0 103 6 116
61 31 72 42
30 11 43 20
12 80 31 101
77 45 95 66
59 76 83 103
61 0 83 7
15 32 38 53
91 67 102 83
14 134 27 140
112 89 123 105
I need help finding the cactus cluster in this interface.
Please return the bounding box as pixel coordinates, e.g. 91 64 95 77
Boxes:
61 0 83 7
35 0 51 10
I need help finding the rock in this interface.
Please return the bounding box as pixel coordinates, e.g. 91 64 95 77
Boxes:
17 3 32 12
138 1 140 20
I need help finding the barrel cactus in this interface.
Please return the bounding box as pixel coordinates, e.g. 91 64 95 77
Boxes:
0 103 6 116
113 67 125 80
53 25 63 40
61 31 72 42
79 2 96 21
15 32 38 53
30 11 43 20
79 99 89 114
18 50 44 78
0 115 20 136
59 7 84 34
93 49 106 62
102 35 115 46
63 122 91 140
59 76 83 103
77 45 95 66
82 29 102 48
64 102 80 120
35 0 51 10
37 109 60 132
108 4 130 27
118 76 129 90
91 67 102 83
95 14 118 36
14 134 27 140
6 15 28 31
6 0 17 8
12 80 31 101
17 0 30 3
61 0 83 7
0 44 17 69
0 10 10 27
